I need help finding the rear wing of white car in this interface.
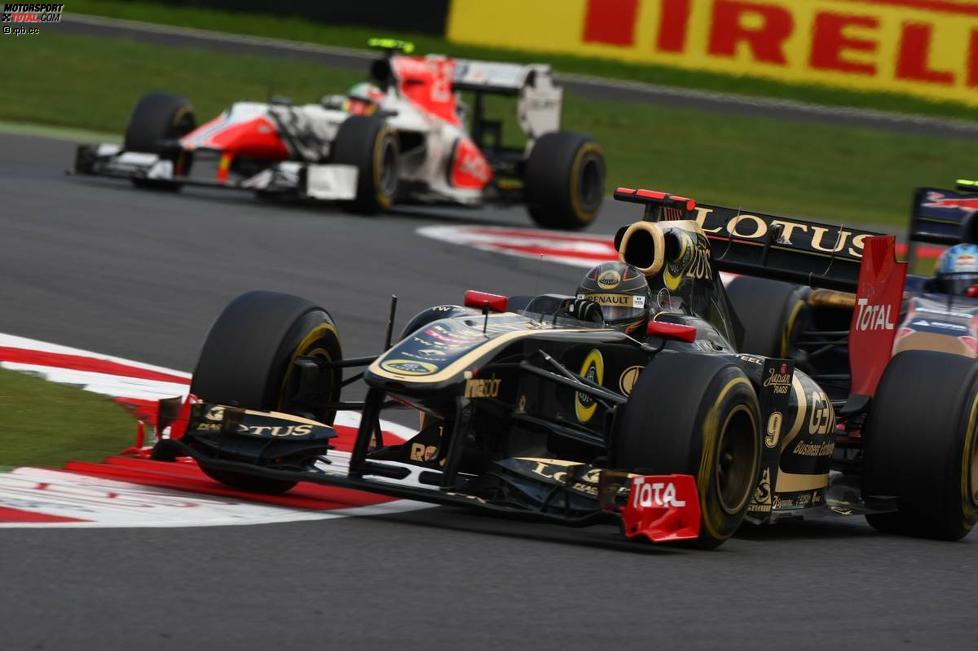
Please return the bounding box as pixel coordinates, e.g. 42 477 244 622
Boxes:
453 60 562 139
453 60 549 93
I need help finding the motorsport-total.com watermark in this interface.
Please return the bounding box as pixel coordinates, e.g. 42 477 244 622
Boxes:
1 3 63 36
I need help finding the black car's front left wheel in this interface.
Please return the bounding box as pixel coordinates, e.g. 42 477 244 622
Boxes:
186 290 343 493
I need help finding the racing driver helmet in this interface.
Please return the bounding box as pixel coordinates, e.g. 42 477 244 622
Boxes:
935 243 978 296
576 262 651 336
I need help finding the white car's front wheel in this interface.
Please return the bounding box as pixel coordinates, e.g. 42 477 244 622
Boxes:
330 116 400 214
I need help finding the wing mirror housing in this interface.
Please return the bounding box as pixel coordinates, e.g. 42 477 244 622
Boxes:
464 290 508 313
647 321 697 343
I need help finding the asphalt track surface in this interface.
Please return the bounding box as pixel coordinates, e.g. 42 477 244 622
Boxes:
1 133 977 650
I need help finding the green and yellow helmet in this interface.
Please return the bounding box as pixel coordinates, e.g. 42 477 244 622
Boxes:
576 261 651 335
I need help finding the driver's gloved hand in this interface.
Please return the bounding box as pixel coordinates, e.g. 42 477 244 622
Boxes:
564 298 604 324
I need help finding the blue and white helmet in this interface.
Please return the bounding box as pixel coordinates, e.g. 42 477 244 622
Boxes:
936 243 978 296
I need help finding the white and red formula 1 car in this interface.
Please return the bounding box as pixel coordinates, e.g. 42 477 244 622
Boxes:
73 39 606 230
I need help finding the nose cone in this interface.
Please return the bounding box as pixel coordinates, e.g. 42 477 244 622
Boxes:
180 104 289 160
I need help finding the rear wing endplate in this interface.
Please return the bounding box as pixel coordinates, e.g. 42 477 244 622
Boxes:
452 60 562 139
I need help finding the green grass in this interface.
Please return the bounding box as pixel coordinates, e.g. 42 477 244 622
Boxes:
4 31 974 226
0 368 137 468
69 0 978 123
0 32 361 132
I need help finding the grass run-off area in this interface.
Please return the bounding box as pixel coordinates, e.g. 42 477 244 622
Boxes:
70 0 978 123
4 31 975 227
0 368 135 468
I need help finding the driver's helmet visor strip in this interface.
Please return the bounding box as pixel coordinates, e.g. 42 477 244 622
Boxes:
578 293 647 323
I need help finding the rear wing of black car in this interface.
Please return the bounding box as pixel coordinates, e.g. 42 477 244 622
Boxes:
907 183 978 248
614 187 884 292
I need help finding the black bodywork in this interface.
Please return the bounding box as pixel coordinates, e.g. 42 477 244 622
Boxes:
160 193 865 529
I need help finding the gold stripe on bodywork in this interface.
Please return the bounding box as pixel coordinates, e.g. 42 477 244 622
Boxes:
212 407 330 427
774 471 829 492
697 376 754 541
779 374 808 452
773 374 829 493
368 327 612 384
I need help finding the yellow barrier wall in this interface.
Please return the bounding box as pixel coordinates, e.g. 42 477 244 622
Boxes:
447 0 978 106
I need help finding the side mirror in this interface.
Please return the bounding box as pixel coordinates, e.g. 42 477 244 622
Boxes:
464 290 508 313
646 321 696 343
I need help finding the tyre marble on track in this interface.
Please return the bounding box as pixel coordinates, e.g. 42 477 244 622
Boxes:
1 132 976 650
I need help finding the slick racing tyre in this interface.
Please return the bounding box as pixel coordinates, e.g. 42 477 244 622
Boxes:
123 92 196 192
189 291 343 493
331 116 400 214
862 350 978 540
725 276 803 357
524 131 604 231
612 352 762 549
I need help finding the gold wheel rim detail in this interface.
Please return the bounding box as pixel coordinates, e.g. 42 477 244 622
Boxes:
715 404 759 515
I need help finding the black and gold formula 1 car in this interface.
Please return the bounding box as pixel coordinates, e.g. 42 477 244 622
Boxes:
151 189 978 547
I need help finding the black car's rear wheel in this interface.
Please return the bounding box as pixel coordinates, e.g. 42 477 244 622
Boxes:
612 352 762 548
186 291 343 493
725 276 803 357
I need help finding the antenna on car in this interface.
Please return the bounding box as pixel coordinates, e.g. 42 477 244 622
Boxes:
817 224 845 284
714 207 741 263
534 252 544 312
760 222 783 267
482 302 490 335
384 295 398 349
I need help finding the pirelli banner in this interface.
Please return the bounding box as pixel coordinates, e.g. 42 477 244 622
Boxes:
447 0 978 107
